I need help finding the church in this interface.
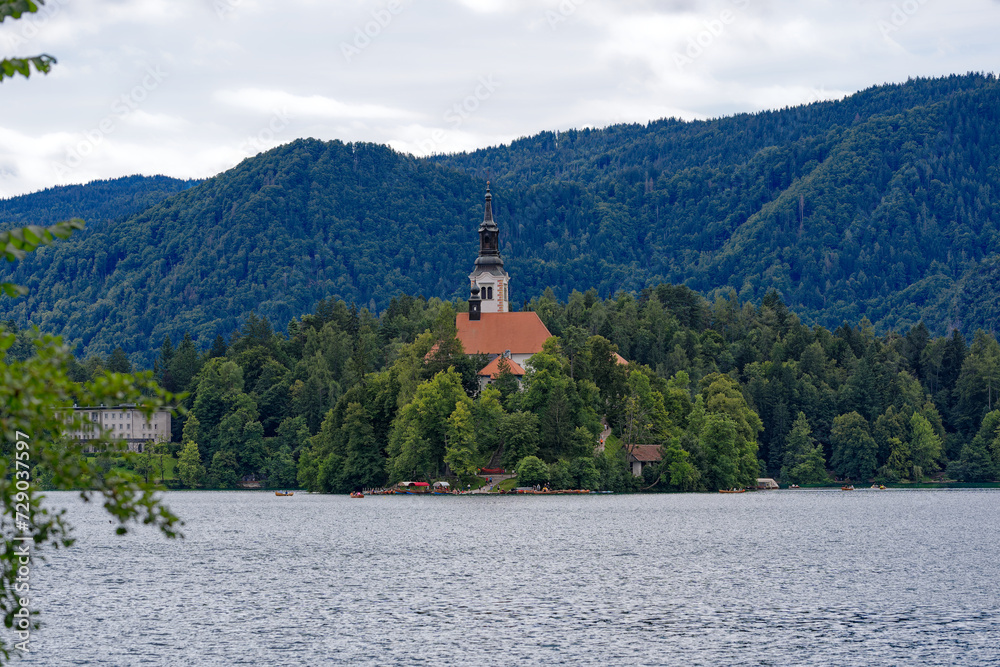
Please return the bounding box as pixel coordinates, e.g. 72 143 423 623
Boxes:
456 184 553 388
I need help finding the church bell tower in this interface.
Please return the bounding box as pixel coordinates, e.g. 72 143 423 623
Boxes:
468 183 510 313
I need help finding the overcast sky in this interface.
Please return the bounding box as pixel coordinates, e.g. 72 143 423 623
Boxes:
1 0 998 198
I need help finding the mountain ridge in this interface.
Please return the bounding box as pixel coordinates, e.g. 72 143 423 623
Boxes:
1 73 998 364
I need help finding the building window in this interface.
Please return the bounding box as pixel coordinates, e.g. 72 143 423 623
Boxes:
486 286 493 300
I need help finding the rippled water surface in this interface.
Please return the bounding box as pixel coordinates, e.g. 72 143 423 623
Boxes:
17 489 1000 665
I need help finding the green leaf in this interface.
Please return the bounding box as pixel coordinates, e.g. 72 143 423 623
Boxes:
0 282 28 298
0 219 83 262
0 54 56 82
0 332 14 351
0 1 43 23
22 225 42 245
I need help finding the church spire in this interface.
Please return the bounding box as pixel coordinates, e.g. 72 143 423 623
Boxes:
477 182 501 260
480 181 497 232
468 181 510 313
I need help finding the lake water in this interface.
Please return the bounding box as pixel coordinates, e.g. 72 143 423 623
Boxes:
15 489 1000 666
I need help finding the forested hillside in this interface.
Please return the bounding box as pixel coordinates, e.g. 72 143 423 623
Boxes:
435 73 1000 334
0 144 485 362
0 175 199 228
2 74 999 365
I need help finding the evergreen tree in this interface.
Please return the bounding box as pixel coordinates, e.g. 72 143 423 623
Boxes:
954 331 1000 433
182 412 200 446
209 333 228 359
492 356 520 403
780 412 828 485
156 335 175 389
908 412 943 479
170 332 202 392
343 402 385 489
950 410 1000 482
107 347 132 374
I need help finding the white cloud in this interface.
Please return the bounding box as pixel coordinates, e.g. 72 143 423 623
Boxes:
1 0 999 197
214 88 416 120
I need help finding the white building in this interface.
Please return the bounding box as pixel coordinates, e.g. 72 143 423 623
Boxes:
62 405 171 453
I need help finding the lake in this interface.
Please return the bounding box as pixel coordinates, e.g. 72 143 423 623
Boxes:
17 489 1000 665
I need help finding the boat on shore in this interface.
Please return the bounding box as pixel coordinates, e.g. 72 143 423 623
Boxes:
512 488 592 495
395 481 431 494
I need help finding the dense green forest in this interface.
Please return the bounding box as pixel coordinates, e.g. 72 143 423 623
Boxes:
17 283 997 492
1 74 999 366
0 175 199 229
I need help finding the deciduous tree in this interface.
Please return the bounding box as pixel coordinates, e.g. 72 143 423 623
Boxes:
831 412 878 482
514 455 548 487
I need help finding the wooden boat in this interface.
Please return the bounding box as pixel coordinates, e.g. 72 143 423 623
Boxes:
349 491 364 498
719 489 745 493
841 485 855 491
274 491 294 496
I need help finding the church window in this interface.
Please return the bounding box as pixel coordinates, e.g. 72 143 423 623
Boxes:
486 286 493 300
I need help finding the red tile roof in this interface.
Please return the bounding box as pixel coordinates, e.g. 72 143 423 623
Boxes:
627 445 663 462
477 356 526 377
613 352 629 365
455 312 552 355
